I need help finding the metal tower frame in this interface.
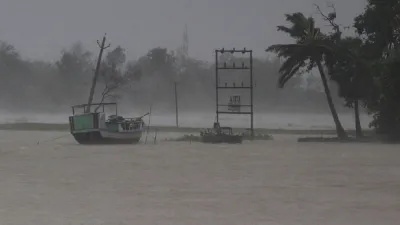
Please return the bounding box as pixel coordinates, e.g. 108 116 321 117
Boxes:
215 48 254 136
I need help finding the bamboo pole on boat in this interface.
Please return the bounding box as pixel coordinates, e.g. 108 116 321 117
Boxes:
144 104 152 144
86 34 111 113
154 128 158 144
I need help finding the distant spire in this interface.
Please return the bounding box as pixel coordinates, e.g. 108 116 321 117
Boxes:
182 24 189 57
177 24 189 59
176 25 189 77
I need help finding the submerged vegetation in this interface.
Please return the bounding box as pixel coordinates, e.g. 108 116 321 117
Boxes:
169 132 273 142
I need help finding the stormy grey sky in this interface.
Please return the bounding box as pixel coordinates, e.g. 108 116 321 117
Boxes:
1 0 365 62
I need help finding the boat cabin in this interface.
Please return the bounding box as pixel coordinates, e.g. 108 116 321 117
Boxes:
69 103 144 133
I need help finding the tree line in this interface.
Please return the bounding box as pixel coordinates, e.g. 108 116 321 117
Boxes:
0 39 346 114
267 0 400 139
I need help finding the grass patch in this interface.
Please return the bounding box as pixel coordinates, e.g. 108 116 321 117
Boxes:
243 132 274 141
167 132 273 142
170 134 202 142
297 136 376 143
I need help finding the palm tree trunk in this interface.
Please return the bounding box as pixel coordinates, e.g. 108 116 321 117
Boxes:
316 61 347 139
354 99 363 138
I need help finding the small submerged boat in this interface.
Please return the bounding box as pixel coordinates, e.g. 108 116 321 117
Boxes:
69 103 146 144
200 122 243 144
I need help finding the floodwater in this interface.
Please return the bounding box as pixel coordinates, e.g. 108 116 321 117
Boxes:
0 112 372 130
0 130 399 225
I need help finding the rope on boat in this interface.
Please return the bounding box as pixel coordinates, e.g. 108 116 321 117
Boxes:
36 133 71 145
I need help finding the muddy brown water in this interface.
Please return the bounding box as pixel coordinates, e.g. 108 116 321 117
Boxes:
0 131 398 225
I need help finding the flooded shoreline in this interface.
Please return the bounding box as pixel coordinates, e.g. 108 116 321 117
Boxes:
0 130 397 225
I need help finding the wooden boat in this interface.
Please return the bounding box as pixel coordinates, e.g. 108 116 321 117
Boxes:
69 103 145 144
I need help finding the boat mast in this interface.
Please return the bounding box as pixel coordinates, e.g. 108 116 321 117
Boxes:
86 34 110 113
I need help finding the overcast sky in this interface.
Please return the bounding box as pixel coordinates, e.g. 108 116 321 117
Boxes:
0 0 366 62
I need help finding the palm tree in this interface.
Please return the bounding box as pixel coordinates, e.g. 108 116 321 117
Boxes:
266 13 347 138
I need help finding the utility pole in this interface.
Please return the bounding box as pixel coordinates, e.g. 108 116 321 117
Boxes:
172 25 187 128
215 48 254 136
86 34 111 113
174 82 179 127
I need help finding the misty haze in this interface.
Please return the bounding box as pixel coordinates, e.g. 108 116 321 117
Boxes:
0 0 368 130
0 0 399 225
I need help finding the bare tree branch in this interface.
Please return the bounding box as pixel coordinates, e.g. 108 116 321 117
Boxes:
314 3 350 37
94 68 127 112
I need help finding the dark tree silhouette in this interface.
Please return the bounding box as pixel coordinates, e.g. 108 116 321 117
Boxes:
266 12 347 138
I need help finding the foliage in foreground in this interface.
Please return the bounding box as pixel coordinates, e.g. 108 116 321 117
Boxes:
267 1 400 139
353 0 400 138
266 12 347 138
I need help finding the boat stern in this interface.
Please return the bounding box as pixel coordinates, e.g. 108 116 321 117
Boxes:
69 113 101 134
